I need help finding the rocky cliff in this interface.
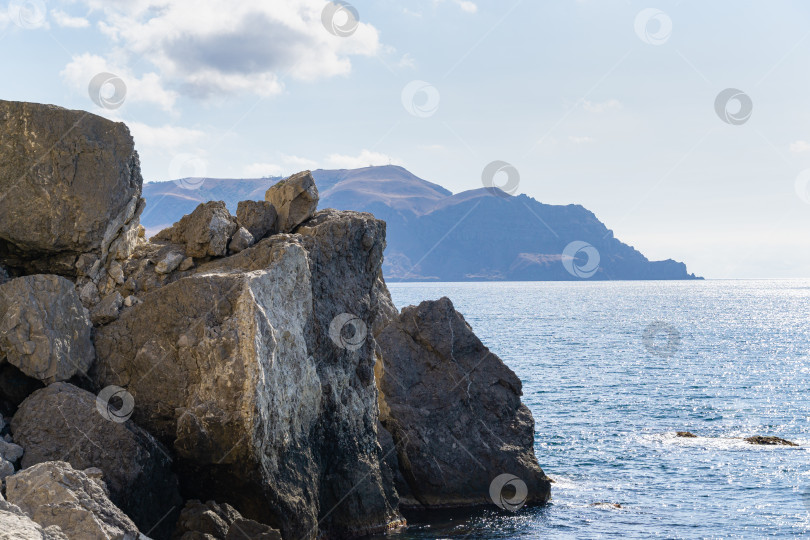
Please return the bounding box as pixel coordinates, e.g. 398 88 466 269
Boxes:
0 100 551 539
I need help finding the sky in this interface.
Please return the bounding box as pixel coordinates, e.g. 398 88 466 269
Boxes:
1 0 810 279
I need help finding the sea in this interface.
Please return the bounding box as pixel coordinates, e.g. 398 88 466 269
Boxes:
381 280 810 539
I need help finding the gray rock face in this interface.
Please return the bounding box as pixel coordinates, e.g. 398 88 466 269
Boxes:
173 500 281 540
93 210 401 538
0 497 68 539
264 171 319 233
152 201 238 258
6 461 142 540
376 297 552 509
0 100 143 276
236 200 277 240
11 383 180 539
90 291 124 325
227 227 254 254
0 275 94 384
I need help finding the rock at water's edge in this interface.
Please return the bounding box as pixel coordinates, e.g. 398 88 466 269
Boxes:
376 297 552 509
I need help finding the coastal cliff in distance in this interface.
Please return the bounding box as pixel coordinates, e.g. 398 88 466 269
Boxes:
141 165 701 281
0 100 551 539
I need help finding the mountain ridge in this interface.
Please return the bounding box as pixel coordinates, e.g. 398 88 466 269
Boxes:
141 165 701 281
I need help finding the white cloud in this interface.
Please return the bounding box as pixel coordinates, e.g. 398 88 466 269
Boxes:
282 154 320 170
419 144 446 151
68 0 381 100
61 53 179 111
455 1 478 13
243 162 283 177
569 135 595 144
51 9 89 28
790 140 810 153
583 99 622 113
326 149 402 169
0 10 9 29
398 53 416 69
127 122 206 151
435 0 478 13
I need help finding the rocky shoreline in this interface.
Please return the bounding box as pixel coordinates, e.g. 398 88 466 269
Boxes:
0 100 551 539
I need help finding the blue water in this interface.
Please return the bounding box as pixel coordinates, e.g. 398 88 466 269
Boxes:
384 280 810 539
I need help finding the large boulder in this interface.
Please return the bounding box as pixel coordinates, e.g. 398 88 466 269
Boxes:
264 171 318 233
11 383 181 539
0 495 68 540
376 297 552 509
6 461 142 540
152 201 238 258
236 200 277 240
0 100 143 275
173 500 281 540
0 275 94 384
93 210 401 538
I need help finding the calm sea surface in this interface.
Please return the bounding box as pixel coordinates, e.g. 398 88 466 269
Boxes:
383 280 810 539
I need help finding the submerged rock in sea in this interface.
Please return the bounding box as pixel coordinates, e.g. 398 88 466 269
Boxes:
6 461 142 540
376 297 552 509
676 431 697 438
0 101 143 276
744 435 798 446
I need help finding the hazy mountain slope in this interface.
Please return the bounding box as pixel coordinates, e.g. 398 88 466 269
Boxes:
141 165 699 281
